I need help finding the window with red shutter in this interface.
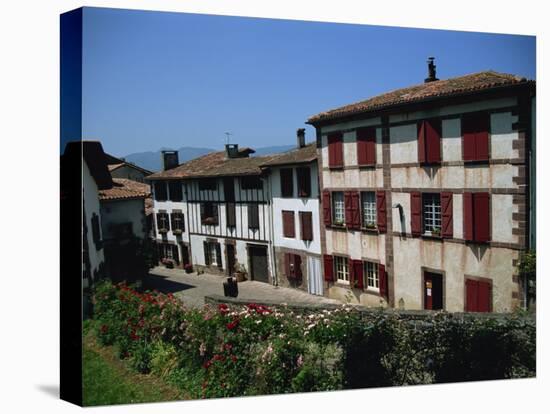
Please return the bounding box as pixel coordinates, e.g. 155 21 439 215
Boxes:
410 192 422 236
353 259 364 289
462 113 489 161
418 120 442 164
344 191 353 229
280 168 294 197
350 192 361 229
357 127 376 166
465 279 492 312
299 211 313 241
463 192 490 242
296 167 311 198
328 133 344 168
282 210 295 238
473 193 490 242
379 264 388 298
376 190 387 233
322 191 332 226
441 192 453 238
294 254 302 279
323 255 334 281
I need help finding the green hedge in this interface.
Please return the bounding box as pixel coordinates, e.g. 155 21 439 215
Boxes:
91 281 535 399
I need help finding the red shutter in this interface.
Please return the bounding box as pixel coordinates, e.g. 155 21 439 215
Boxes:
477 280 491 312
417 121 426 163
353 259 364 289
285 253 294 279
463 192 473 241
282 211 295 238
357 127 376 165
425 119 441 163
410 192 422 236
322 191 332 226
379 264 388 298
300 211 313 241
376 190 387 233
350 192 361 229
463 114 489 161
465 279 478 312
294 254 302 279
441 192 453 238
328 133 343 168
344 191 353 229
348 258 355 287
473 192 490 242
323 254 334 281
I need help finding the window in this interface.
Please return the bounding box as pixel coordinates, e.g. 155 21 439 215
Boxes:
282 210 295 238
322 191 332 226
334 256 349 284
328 132 344 168
280 168 293 197
296 167 311 197
357 127 376 166
422 193 441 236
168 181 183 201
91 213 102 249
170 212 185 232
462 113 489 161
203 241 222 268
248 204 259 229
198 178 217 191
364 261 379 290
285 253 303 279
201 202 218 225
332 192 345 225
463 192 490 242
465 278 492 312
299 211 313 241
418 119 442 164
154 182 167 201
156 212 170 232
241 176 263 190
226 202 236 228
160 243 179 264
361 192 377 228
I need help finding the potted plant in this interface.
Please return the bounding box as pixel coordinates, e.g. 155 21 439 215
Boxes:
431 228 441 237
184 263 193 274
365 222 377 230
234 263 247 282
161 258 175 268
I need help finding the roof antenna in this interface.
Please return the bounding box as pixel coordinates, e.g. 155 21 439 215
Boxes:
224 132 233 145
425 57 439 83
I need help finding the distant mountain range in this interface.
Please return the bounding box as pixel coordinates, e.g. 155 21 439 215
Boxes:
122 145 296 172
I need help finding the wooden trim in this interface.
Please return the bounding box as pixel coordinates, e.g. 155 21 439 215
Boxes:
421 267 446 311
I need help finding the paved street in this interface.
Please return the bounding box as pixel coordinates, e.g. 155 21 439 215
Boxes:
145 266 341 308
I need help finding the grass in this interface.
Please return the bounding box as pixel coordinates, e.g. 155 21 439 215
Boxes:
82 325 185 406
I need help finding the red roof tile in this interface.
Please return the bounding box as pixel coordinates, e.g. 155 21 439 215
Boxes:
99 178 150 201
261 142 317 167
307 71 533 124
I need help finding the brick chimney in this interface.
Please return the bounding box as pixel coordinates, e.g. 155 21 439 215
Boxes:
161 150 179 171
424 57 439 83
296 128 306 148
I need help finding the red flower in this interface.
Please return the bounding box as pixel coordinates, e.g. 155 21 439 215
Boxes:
226 319 239 330
218 304 229 315
224 343 233 351
100 324 108 334
230 355 237 363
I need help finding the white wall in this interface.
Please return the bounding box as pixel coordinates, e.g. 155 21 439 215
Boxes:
83 160 104 277
269 163 321 254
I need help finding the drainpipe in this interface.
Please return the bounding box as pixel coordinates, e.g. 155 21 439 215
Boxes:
266 173 278 286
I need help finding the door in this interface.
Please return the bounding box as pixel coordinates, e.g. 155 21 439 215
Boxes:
226 243 236 276
307 256 323 296
180 244 190 267
248 245 269 283
424 272 443 310
466 279 491 312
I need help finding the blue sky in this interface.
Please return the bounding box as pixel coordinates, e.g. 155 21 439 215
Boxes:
80 7 536 157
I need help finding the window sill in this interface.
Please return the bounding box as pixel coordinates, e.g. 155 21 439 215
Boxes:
421 233 442 241
172 229 183 235
327 224 346 231
158 229 168 234
361 227 379 234
357 164 376 169
328 165 344 170
420 161 441 167
463 159 489 165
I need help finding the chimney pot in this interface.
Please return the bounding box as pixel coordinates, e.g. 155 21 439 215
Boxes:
161 150 179 171
296 128 306 148
424 57 439 83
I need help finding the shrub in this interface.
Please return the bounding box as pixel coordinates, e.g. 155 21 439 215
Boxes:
91 281 535 399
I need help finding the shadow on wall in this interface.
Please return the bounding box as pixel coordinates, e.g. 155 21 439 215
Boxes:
468 244 489 261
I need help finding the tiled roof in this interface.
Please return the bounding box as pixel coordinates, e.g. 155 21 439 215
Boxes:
107 160 153 175
261 142 317 167
108 163 124 171
99 178 150 201
307 71 534 124
147 150 279 180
